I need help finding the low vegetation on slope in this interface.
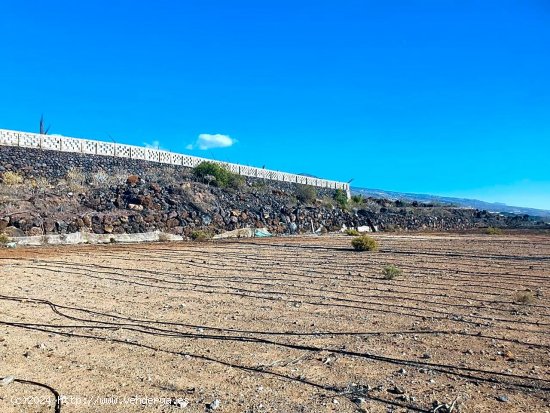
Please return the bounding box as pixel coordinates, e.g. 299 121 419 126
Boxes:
0 162 354 238
0 146 547 238
192 161 244 189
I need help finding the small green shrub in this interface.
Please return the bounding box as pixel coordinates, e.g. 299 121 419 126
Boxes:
90 170 112 187
1 171 23 186
351 195 363 204
226 173 245 189
143 166 177 186
193 162 243 189
382 264 402 280
351 235 379 252
190 230 212 241
251 180 267 189
514 291 535 304
67 167 85 184
0 233 10 244
31 176 50 193
295 184 317 204
345 228 360 236
333 189 348 208
66 167 86 192
384 224 398 232
485 227 503 235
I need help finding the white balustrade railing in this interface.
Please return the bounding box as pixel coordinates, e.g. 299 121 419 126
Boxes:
0 129 350 192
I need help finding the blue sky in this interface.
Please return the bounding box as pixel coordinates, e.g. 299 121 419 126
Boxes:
1 1 549 209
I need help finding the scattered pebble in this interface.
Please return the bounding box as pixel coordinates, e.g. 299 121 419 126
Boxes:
175 399 189 408
388 385 405 395
1 376 15 386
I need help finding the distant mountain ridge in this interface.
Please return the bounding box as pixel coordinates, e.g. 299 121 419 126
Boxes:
352 187 550 219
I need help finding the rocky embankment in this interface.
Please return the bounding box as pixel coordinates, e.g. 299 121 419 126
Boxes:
0 146 547 238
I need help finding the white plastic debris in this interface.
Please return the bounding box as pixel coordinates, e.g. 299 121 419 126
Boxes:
0 376 15 386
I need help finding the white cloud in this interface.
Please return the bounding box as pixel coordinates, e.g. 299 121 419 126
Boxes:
143 140 163 150
186 133 236 150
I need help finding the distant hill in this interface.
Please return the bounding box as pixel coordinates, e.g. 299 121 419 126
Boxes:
352 187 550 219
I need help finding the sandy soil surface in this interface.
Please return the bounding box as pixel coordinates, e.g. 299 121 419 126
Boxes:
0 233 549 413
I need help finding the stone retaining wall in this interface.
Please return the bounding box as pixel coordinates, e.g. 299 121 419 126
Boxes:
0 128 350 194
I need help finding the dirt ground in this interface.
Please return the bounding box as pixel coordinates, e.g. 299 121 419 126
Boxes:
0 233 549 413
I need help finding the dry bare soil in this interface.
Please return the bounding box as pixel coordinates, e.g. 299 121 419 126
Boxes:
0 233 549 413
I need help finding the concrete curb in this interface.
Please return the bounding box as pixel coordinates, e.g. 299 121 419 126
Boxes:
9 231 183 246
